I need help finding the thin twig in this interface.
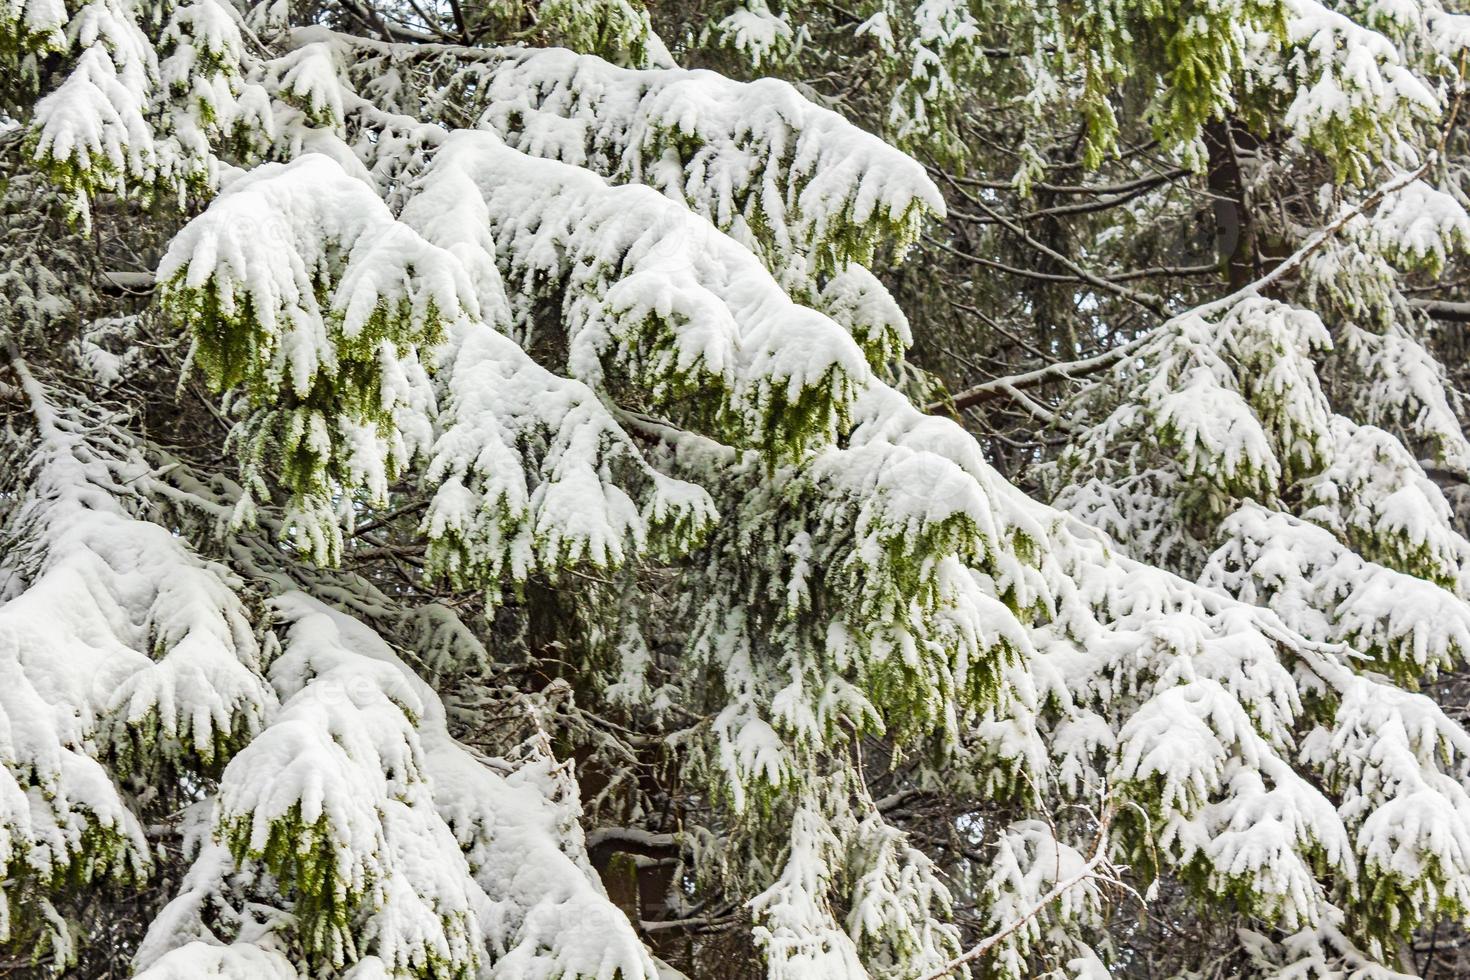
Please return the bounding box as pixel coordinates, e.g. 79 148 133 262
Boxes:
916 809 1116 980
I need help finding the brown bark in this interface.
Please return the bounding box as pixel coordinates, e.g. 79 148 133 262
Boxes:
1203 118 1255 291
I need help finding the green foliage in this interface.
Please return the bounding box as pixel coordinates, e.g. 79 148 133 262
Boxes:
163 271 446 561
223 807 365 969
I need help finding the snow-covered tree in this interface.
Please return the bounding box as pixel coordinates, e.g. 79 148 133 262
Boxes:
5 0 1470 976
664 0 1470 974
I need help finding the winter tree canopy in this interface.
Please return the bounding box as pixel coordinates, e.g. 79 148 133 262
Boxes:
4 0 1470 976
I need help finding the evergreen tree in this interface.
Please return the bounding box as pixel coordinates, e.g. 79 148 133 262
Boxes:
4 0 1470 977
664 0 1470 973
